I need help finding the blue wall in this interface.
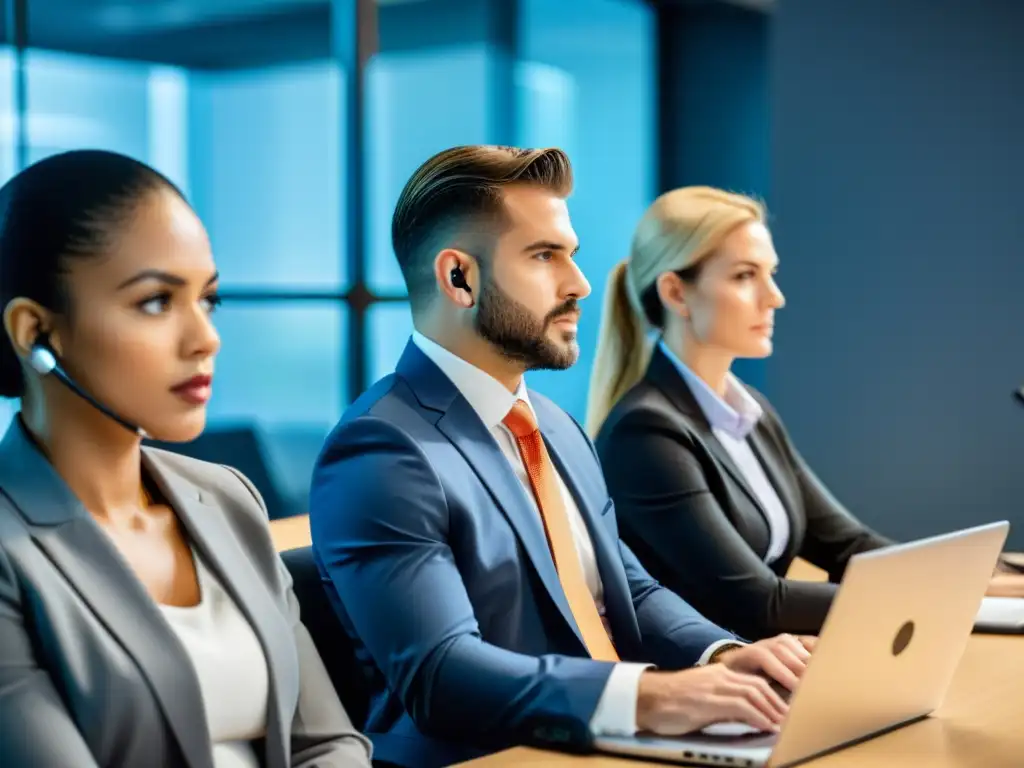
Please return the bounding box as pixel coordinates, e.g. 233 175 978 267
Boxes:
657 3 770 390
768 0 1024 546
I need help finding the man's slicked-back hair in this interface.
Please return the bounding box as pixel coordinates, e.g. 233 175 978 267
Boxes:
391 145 573 309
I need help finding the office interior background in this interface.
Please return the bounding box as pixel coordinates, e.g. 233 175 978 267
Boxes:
1 0 1022 545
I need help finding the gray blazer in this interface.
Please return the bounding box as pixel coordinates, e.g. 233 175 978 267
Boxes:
0 419 372 768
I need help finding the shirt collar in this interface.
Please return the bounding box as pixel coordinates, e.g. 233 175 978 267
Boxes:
658 340 762 440
412 331 533 428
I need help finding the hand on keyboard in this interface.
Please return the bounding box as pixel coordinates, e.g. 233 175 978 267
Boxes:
713 633 815 693
637 664 788 736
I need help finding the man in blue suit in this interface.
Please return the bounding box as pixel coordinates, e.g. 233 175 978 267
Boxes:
310 146 814 767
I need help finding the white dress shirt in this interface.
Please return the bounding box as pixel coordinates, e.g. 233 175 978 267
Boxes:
160 552 269 768
413 332 731 737
659 341 791 563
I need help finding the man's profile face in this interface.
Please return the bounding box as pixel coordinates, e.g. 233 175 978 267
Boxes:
474 184 591 370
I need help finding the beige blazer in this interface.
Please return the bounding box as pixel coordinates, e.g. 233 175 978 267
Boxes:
0 418 372 768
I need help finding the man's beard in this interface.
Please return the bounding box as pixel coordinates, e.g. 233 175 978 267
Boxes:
474 276 580 371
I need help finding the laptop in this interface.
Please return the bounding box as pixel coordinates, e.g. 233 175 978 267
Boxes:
595 521 1008 767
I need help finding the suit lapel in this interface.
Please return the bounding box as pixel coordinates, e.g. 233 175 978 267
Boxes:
646 349 806 563
539 408 642 656
436 398 588 651
646 349 772 525
0 424 214 768
144 451 298 768
397 342 589 651
746 428 804 562
703 433 771 523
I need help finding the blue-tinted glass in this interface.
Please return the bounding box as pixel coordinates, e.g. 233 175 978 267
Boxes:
189 62 345 289
0 399 14 438
208 302 345 426
204 302 345 518
24 50 155 167
0 46 15 183
368 302 414 385
1 43 15 433
366 47 495 294
12 3 346 517
515 60 577 156
23 4 343 290
519 0 655 422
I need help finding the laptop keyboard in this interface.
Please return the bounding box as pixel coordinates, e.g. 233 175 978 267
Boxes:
769 677 794 703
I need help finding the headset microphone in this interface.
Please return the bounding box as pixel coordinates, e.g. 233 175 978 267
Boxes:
28 336 147 438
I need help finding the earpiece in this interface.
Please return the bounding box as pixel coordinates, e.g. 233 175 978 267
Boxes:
450 266 472 294
27 338 59 376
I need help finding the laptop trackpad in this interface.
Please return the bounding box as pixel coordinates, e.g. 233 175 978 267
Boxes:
701 721 766 737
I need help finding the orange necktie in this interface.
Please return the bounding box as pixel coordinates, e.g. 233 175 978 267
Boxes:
503 400 619 662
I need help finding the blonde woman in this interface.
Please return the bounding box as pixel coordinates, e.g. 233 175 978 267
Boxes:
587 186 1024 640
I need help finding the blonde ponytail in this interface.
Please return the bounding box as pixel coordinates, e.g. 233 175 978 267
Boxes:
585 260 652 436
586 186 766 437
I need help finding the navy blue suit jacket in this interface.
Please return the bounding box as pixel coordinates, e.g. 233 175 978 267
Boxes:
309 341 734 766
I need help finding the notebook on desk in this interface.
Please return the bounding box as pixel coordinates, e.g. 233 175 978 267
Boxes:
594 522 1008 768
976 597 1024 633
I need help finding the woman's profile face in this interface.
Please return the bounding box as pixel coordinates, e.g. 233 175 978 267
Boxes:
682 221 785 359
53 187 221 442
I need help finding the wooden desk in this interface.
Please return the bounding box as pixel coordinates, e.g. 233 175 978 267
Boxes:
461 559 1024 767
270 520 1023 765
460 632 1024 767
269 513 311 551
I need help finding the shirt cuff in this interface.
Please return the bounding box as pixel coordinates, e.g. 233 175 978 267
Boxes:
588 662 652 737
696 639 747 667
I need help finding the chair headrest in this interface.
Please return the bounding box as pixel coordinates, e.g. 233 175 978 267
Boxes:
279 546 371 730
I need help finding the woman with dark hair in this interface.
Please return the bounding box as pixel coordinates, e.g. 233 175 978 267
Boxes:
0 150 372 767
